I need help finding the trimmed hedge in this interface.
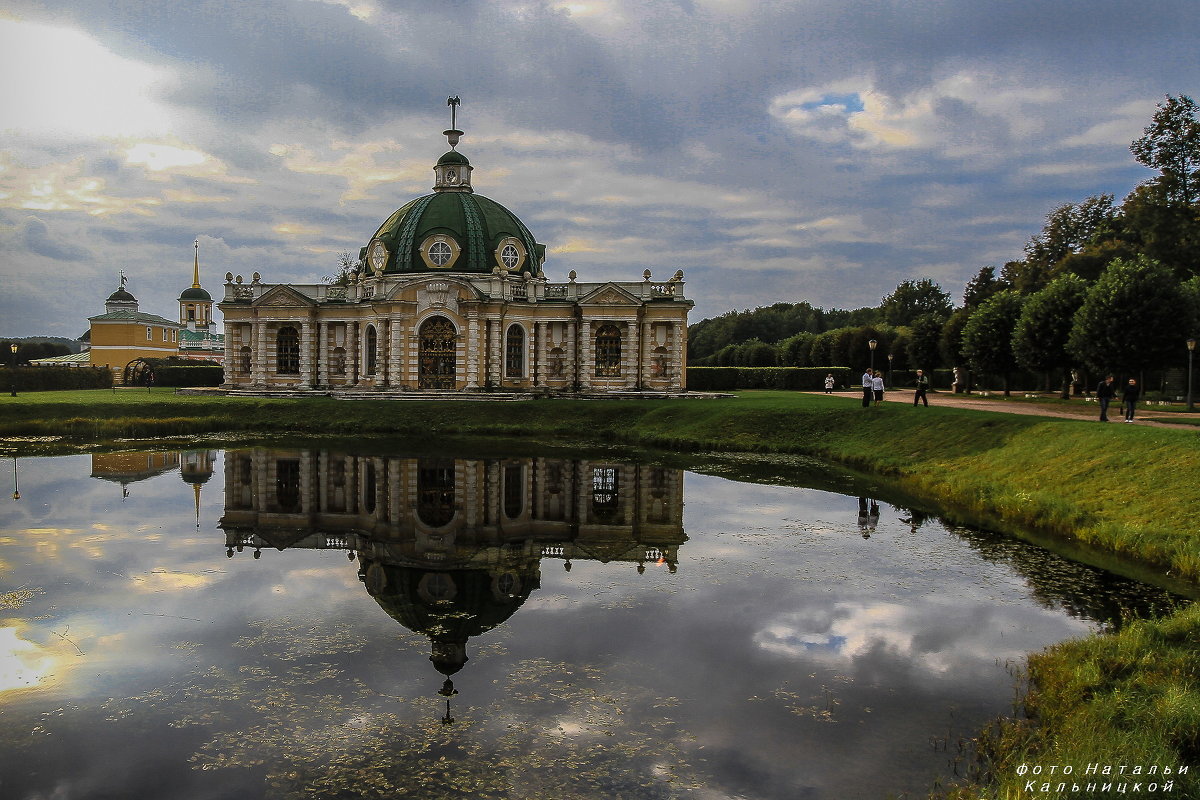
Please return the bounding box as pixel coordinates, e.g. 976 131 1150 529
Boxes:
686 366 853 391
151 365 225 387
9 366 113 391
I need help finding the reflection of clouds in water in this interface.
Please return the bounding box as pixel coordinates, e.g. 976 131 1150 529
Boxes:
0 626 62 693
755 598 1090 678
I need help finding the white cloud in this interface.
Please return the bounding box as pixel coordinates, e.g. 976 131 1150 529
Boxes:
0 19 179 139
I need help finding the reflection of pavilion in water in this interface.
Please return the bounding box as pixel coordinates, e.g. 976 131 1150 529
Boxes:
219 450 686 701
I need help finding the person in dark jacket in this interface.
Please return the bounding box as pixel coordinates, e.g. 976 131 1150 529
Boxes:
913 369 930 407
1096 375 1116 421
1122 378 1140 422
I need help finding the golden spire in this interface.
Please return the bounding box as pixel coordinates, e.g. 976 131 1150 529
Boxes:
192 239 201 288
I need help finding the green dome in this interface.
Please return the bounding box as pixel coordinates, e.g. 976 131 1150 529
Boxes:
107 287 136 302
179 286 212 301
362 190 545 276
436 150 470 165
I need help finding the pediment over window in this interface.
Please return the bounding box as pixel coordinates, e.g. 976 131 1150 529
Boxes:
253 285 317 308
579 283 640 306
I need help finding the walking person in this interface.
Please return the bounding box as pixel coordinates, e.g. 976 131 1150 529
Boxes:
871 370 885 406
824 373 835 394
1096 374 1116 422
913 369 930 407
1122 377 1140 423
861 367 873 408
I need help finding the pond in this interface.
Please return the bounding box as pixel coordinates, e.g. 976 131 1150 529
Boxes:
0 444 1184 799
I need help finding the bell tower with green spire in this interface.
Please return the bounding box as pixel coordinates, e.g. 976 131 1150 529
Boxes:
179 239 213 331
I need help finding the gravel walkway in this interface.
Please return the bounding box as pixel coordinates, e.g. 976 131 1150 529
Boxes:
811 390 1199 429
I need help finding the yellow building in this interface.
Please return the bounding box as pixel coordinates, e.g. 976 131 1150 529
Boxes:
87 282 184 383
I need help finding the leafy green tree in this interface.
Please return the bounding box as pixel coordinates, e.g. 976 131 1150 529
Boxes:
1008 196 1117 293
961 291 1025 395
741 339 779 366
1067 256 1185 376
1012 274 1089 396
879 279 952 327
906 313 947 371
962 266 1008 308
323 251 360 285
1130 94 1200 206
939 308 972 369
1117 182 1200 279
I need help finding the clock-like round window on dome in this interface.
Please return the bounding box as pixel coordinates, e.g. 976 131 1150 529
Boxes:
501 243 520 270
429 241 453 266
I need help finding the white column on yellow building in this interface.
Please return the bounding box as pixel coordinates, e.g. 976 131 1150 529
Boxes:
465 314 480 389
672 322 685 391
300 319 314 388
318 322 330 387
389 316 403 388
535 321 548 386
566 320 577 389
578 319 592 390
253 318 267 386
640 321 653 387
624 320 639 389
222 324 235 386
347 321 358 385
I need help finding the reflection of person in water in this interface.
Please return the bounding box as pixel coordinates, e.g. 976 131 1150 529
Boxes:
857 497 880 538
899 508 930 533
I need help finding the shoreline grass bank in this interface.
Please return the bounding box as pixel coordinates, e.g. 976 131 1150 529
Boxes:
3 388 1198 581
3 388 1198 799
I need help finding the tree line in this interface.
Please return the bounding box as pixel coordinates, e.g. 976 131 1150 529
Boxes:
688 95 1200 395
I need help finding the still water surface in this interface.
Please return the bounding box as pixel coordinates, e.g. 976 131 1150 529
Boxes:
0 445 1181 799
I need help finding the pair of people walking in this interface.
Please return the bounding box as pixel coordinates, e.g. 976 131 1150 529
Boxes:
861 368 886 406
1096 375 1140 422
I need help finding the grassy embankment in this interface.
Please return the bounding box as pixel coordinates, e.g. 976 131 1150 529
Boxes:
3 388 1199 799
3 388 1197 579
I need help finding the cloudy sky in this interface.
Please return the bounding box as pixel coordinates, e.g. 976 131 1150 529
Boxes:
1 0 1196 336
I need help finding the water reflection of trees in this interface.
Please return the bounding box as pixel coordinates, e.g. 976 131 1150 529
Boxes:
937 521 1182 624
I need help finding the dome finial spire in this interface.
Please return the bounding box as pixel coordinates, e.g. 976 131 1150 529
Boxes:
444 95 463 149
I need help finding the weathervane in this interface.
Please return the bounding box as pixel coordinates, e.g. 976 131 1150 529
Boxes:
444 95 463 148
119 269 127 287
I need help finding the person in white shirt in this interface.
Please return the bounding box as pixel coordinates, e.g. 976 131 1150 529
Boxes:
824 373 835 393
871 370 885 405
861 368 873 407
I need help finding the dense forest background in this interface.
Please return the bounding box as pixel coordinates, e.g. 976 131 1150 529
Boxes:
687 95 1200 395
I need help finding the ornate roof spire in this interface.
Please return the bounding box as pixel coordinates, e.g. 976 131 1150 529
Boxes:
444 95 463 149
192 239 201 288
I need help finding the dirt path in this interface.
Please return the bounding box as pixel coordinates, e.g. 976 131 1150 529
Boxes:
810 390 1199 430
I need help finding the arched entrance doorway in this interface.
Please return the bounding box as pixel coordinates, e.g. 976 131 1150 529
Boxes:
418 317 457 389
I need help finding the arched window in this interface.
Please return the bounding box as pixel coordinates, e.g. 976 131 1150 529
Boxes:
365 326 378 376
595 324 622 377
276 326 299 374
505 324 525 378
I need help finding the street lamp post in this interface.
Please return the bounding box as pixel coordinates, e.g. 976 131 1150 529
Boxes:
887 353 894 386
868 339 878 372
1188 338 1197 413
9 343 16 397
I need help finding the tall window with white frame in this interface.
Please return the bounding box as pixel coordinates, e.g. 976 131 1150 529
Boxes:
595 324 622 378
505 324 524 378
276 326 300 374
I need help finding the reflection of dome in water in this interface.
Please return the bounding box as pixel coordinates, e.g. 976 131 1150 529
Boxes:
181 450 217 485
361 562 538 677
